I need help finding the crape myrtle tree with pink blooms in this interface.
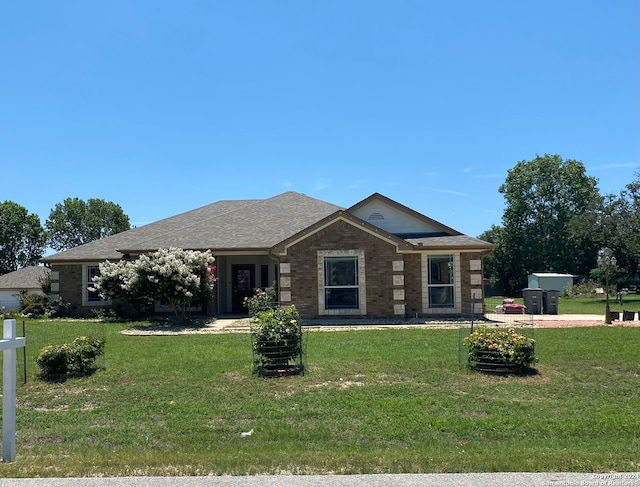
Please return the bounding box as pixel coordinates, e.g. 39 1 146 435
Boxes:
91 247 216 323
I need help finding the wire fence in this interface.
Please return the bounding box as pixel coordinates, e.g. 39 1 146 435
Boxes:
12 320 107 384
457 324 536 370
482 297 536 326
251 328 307 378
6 300 542 383
457 298 538 372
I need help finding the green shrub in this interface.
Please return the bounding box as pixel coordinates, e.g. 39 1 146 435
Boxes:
0 308 20 319
251 305 301 367
464 327 536 367
36 336 105 379
20 293 50 317
243 282 278 316
35 344 69 376
67 336 105 375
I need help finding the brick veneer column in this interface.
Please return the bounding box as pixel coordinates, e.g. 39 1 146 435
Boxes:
469 258 483 314
279 262 291 304
392 259 405 316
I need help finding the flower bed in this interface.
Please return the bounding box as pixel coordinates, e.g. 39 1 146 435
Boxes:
463 327 536 374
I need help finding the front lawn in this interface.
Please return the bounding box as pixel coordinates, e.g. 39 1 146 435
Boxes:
0 320 638 476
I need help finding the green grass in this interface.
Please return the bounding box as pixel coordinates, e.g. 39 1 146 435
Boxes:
558 293 640 315
0 320 639 477
487 293 640 315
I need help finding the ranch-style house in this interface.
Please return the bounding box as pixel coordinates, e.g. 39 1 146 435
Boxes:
41 192 494 320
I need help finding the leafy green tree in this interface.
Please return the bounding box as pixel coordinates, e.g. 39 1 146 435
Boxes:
597 171 640 286
496 154 601 295
46 198 131 251
0 201 47 274
91 248 216 323
477 224 505 293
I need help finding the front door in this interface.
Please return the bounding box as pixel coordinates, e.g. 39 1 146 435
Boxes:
232 264 255 313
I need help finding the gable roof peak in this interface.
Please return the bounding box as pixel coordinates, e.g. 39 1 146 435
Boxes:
347 193 463 237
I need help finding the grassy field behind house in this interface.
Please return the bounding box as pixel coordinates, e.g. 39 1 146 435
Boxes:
0 318 638 477
486 293 640 315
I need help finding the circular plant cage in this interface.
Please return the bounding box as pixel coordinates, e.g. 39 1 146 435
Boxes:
250 305 304 377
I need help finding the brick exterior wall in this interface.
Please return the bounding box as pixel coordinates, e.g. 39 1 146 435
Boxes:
403 253 423 317
50 264 90 317
462 251 485 314
277 220 487 320
279 220 402 319
50 263 217 318
459 252 473 305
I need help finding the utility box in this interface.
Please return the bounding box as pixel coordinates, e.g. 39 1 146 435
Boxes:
528 273 574 293
543 290 560 315
522 288 544 314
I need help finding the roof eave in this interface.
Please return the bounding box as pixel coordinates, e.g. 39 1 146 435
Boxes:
271 210 414 256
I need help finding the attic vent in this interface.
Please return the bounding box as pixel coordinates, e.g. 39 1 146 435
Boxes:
368 212 385 221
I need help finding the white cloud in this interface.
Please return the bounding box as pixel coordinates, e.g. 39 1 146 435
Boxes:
430 187 468 196
313 180 330 191
589 162 638 171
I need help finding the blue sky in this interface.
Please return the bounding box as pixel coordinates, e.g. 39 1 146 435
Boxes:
2 1 638 241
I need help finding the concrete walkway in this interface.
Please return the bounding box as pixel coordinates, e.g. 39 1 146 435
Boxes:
2 472 640 487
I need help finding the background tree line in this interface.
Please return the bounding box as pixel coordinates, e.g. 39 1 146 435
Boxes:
2 155 638 298
480 154 640 296
0 198 130 275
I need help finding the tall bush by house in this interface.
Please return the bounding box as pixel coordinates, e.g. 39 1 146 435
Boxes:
91 247 216 323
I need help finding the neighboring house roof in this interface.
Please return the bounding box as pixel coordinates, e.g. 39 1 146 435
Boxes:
41 192 343 262
0 266 50 290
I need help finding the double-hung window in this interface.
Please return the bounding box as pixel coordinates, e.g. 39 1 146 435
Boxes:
87 265 102 302
324 256 359 309
83 264 109 306
318 250 366 314
428 254 455 308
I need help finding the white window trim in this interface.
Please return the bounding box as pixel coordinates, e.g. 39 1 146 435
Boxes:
82 264 111 307
421 252 461 314
317 250 366 316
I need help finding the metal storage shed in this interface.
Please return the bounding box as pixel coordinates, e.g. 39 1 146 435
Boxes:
527 273 574 293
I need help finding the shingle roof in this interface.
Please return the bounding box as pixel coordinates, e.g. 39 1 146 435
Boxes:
0 266 50 290
40 191 494 263
41 192 343 262
406 235 495 250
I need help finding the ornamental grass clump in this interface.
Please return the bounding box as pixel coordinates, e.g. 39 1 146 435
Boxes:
464 327 536 369
251 305 302 370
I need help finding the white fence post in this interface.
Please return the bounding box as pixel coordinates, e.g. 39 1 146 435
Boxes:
1 319 26 462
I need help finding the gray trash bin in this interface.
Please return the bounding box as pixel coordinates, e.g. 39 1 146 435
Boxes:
522 288 543 314
543 290 560 315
